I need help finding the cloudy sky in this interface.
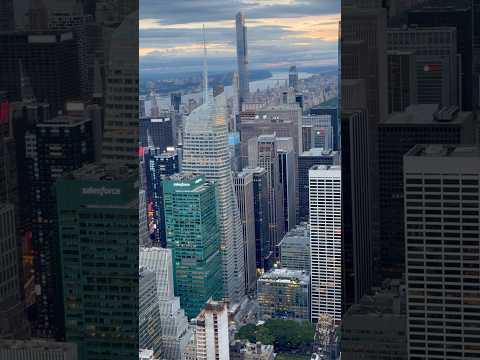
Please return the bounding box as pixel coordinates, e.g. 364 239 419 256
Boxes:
140 0 340 74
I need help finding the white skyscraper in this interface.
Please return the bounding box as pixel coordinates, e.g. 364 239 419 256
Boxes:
182 42 245 303
139 247 191 360
191 300 230 360
404 144 480 359
309 165 342 323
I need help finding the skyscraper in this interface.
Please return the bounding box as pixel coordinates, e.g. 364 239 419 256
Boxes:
309 165 342 324
289 65 299 91
139 117 174 151
407 3 474 110
404 144 480 359
163 174 223 318
276 137 297 232
102 11 139 166
0 204 29 338
56 164 138 360
236 12 249 107
0 31 81 114
190 300 230 360
144 147 179 246
387 26 458 108
298 149 339 222
182 87 245 304
233 171 257 293
27 102 95 338
242 167 271 274
139 247 191 359
249 134 285 258
377 104 475 282
139 268 162 357
341 110 373 311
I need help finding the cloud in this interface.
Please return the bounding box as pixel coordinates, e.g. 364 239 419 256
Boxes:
139 0 340 73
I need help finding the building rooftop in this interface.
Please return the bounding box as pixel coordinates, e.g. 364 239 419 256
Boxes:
405 144 480 159
383 104 472 125
241 167 267 176
345 279 406 317
66 163 136 181
310 165 341 171
278 224 309 248
300 148 338 157
0 339 77 352
259 268 309 284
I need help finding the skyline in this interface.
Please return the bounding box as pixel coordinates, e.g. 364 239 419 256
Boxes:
140 0 340 74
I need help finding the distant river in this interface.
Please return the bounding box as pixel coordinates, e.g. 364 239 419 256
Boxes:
150 71 315 111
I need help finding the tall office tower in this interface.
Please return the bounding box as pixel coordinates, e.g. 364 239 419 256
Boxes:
236 12 249 107
182 89 245 304
144 147 179 246
342 6 387 125
0 204 29 338
309 165 342 323
56 164 138 360
302 115 334 151
139 268 162 357
404 144 480 360
170 93 181 112
408 3 474 110
0 0 14 31
0 31 80 114
341 279 406 360
278 223 310 273
0 339 78 359
377 105 475 282
249 135 285 258
289 65 299 91
242 167 271 273
387 51 417 113
47 7 97 100
387 27 458 108
276 137 296 232
163 174 223 318
240 103 303 167
139 117 174 151
341 110 373 312
233 171 257 293
102 11 138 166
310 106 339 151
191 300 230 360
26 102 95 338
139 247 191 359
257 269 310 321
298 149 339 222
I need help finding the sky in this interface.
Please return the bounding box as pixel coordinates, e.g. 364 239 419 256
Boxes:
140 0 340 74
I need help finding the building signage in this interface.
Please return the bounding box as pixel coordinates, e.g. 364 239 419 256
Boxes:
82 187 121 196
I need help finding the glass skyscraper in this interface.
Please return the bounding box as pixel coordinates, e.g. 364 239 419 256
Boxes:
162 174 223 318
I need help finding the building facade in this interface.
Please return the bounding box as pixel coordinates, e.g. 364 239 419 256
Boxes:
404 144 480 359
257 268 309 321
163 174 223 318
309 165 342 323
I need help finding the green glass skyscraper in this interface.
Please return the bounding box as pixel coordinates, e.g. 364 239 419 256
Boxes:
56 164 138 360
163 174 222 319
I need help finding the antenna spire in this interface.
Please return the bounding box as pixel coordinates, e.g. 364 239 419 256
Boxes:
203 24 208 103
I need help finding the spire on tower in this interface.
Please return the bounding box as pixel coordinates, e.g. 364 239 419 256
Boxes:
202 24 209 104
